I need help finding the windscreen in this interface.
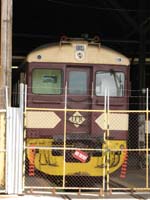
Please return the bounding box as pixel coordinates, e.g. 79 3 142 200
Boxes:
32 69 62 94
95 71 125 96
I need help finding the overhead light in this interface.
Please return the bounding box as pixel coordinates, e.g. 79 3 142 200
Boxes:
12 66 18 69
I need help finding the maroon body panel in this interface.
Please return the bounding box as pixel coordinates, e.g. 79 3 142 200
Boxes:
26 62 130 141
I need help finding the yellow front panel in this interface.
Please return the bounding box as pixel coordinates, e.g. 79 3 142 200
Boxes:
27 139 127 177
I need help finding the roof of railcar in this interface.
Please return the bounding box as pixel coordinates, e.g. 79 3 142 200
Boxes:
26 39 130 66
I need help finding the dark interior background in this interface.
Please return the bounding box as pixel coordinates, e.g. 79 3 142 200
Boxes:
12 0 150 57
12 0 150 92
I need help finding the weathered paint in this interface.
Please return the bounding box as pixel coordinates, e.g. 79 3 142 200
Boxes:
0 0 13 191
1 0 13 107
26 138 127 176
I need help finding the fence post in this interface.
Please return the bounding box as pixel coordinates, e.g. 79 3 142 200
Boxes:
17 83 24 194
62 82 67 188
106 89 110 191
146 88 149 188
102 89 107 192
5 86 14 194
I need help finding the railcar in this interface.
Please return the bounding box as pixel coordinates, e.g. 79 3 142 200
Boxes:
19 37 130 180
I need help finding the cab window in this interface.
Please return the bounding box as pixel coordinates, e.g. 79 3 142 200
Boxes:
68 71 87 94
32 69 62 94
95 71 125 96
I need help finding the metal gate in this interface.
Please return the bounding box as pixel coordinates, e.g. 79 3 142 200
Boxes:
23 88 150 196
1 85 150 196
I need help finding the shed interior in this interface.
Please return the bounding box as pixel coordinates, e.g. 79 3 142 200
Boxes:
12 0 150 92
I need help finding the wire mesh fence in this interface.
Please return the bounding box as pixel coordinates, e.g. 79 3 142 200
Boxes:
110 150 150 190
23 108 150 193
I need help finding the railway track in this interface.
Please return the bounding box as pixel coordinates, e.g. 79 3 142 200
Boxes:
109 179 147 199
61 194 72 200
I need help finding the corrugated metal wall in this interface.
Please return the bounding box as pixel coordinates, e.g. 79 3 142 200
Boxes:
6 106 24 194
5 84 24 194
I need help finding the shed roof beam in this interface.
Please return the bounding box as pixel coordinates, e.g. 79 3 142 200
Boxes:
105 0 138 35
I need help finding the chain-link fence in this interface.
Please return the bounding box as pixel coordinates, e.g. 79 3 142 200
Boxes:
23 108 150 194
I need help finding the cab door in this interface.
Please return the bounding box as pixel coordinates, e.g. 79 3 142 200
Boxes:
66 66 92 136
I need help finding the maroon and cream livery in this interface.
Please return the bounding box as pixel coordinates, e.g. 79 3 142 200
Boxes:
23 37 130 177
